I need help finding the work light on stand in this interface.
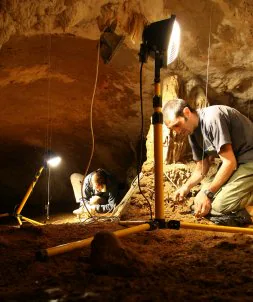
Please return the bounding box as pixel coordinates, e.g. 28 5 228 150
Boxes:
0 152 62 226
139 15 181 225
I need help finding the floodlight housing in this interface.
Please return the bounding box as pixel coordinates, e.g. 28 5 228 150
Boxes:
140 15 180 67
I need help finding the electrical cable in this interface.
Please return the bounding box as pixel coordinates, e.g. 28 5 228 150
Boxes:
79 215 120 225
78 41 153 223
78 40 133 223
79 41 101 219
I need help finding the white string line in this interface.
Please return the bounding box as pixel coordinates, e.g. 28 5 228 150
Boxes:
46 33 52 217
201 5 213 176
46 34 52 156
82 42 100 180
78 41 100 219
204 9 212 109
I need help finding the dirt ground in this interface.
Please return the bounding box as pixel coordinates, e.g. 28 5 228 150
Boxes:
1 163 253 301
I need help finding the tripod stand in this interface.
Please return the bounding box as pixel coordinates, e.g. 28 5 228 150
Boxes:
0 167 45 226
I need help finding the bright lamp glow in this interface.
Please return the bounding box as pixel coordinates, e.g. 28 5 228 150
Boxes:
47 156 61 167
140 15 180 67
166 20 180 65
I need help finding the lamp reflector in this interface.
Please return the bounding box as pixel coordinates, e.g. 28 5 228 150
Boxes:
47 156 61 167
166 20 180 65
141 15 180 67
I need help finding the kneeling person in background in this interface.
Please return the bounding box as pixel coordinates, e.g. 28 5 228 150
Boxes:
71 169 120 217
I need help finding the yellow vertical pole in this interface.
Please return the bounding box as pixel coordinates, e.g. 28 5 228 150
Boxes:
153 81 164 220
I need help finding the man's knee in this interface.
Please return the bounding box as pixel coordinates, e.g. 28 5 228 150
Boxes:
211 199 241 214
70 173 83 184
211 202 228 214
212 191 253 214
70 173 78 181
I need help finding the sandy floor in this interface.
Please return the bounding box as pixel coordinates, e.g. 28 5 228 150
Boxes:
1 197 253 301
1 162 253 301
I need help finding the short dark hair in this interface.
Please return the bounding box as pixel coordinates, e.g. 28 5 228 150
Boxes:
163 98 196 119
93 169 107 185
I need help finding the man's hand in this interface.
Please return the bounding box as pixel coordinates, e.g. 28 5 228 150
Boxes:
194 191 212 217
86 204 96 215
174 184 190 202
89 196 100 205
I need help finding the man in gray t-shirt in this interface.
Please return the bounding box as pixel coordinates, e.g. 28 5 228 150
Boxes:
163 98 253 224
189 105 253 164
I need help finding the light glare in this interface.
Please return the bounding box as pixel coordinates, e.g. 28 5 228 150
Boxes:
47 156 61 167
167 20 181 65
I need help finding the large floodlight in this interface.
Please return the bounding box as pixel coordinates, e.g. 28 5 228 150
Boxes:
139 15 181 224
140 15 180 67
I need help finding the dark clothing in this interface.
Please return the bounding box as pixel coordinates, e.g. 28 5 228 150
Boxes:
189 105 253 163
82 169 120 213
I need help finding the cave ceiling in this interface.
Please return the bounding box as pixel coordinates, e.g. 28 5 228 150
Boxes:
1 0 253 209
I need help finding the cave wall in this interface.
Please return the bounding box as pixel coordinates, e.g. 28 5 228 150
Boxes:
1 0 253 213
0 33 153 213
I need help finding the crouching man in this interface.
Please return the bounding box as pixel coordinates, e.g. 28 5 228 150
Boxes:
70 168 120 218
163 99 253 226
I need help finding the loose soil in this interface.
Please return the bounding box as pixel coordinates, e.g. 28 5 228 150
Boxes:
1 163 253 301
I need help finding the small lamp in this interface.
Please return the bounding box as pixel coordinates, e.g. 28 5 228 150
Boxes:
0 152 62 226
139 15 181 224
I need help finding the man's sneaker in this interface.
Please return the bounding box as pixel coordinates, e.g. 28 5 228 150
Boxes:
77 197 85 204
73 205 86 215
207 209 252 227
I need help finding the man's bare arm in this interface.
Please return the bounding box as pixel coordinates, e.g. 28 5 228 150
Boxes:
195 144 237 217
174 158 210 201
184 157 210 191
207 144 237 194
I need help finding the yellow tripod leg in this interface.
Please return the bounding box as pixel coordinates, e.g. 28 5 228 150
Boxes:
19 215 44 226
